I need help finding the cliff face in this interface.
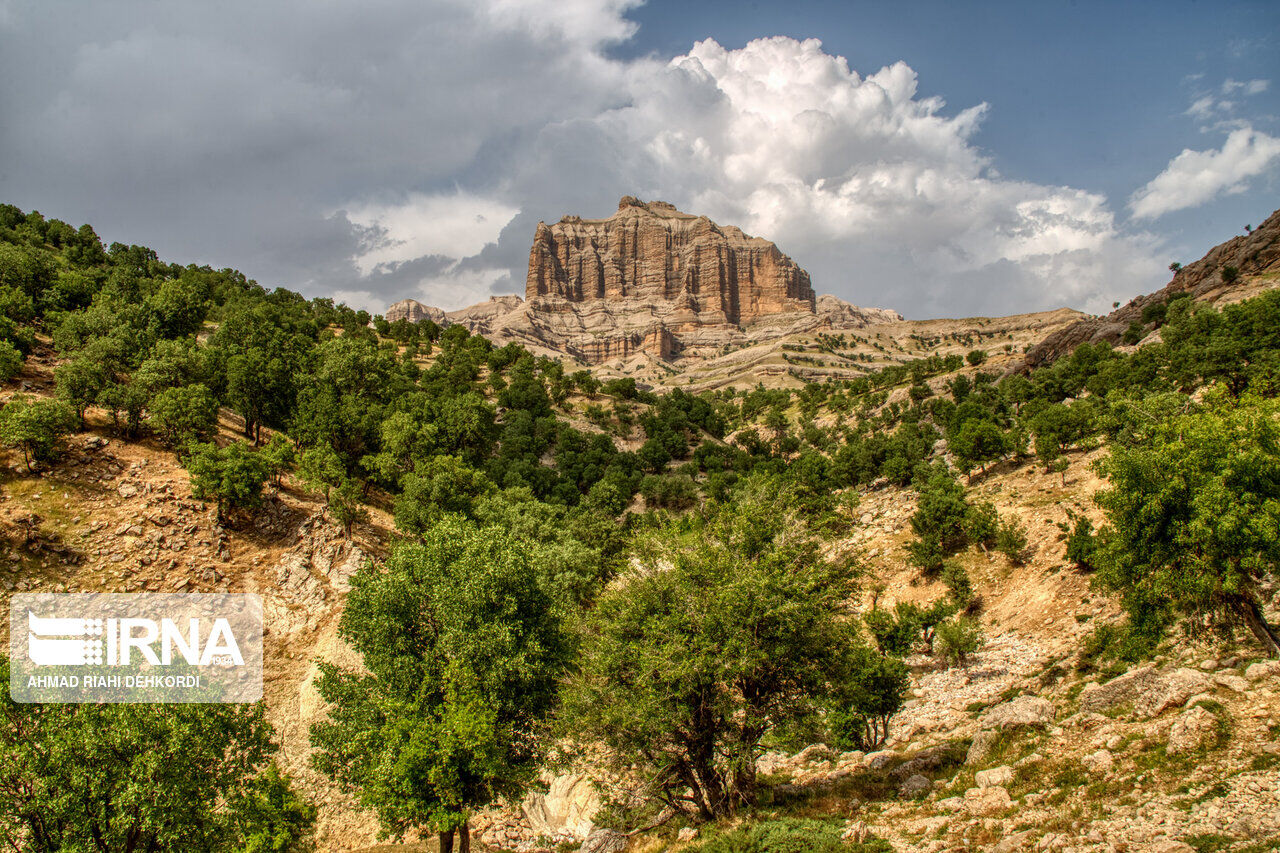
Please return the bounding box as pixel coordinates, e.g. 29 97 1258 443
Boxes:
526 196 815 326
386 197 901 366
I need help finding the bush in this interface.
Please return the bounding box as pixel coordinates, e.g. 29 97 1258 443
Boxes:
0 395 77 470
941 562 975 609
639 473 698 509
185 441 271 521
0 339 21 382
935 616 983 667
995 515 1029 564
147 383 219 449
966 349 987 366
964 499 998 547
1061 511 1097 569
1221 265 1239 284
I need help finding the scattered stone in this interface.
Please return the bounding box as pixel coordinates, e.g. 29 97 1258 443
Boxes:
1167 706 1218 755
795 743 835 765
963 785 1012 815
865 750 897 770
842 820 870 843
117 482 139 498
898 774 932 798
1245 660 1280 681
676 827 697 842
975 765 1014 788
578 828 627 853
979 695 1055 731
1079 665 1212 719
967 729 1002 765
993 829 1036 852
1082 749 1114 774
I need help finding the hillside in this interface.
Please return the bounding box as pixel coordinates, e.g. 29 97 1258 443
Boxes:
2 203 1280 853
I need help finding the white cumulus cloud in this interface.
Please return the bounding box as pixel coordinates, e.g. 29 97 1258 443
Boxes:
1130 125 1280 220
501 36 1159 315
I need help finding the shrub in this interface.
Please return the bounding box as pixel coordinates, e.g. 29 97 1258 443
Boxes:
0 395 77 470
995 515 1029 564
941 562 975 609
147 383 219 449
935 616 983 667
1221 265 1239 284
0 339 21 382
966 349 987 366
1061 511 1097 569
185 441 271 521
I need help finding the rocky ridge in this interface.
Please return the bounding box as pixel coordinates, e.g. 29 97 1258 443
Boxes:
385 197 901 366
1023 208 1280 369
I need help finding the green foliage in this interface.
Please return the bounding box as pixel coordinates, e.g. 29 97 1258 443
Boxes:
1060 510 1097 569
950 418 1005 477
0 395 77 470
393 455 494 533
966 349 987 366
148 383 219 448
1094 393 1280 655
1221 265 1239 284
0 662 312 853
828 644 909 751
259 433 297 487
935 616 983 667
309 518 568 839
908 466 971 572
639 472 698 509
941 562 975 609
565 476 873 818
1078 616 1167 669
0 339 23 382
995 515 1029 565
185 440 271 520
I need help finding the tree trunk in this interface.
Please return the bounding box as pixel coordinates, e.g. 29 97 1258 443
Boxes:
1235 596 1280 658
438 829 454 853
458 821 470 853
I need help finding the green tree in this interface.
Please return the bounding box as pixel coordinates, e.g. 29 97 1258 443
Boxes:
950 419 1005 480
565 477 877 818
297 443 345 502
1095 394 1280 656
54 355 108 423
259 433 297 488
0 340 22 383
148 383 219 448
310 518 568 850
0 667 313 853
0 396 77 471
185 441 271 521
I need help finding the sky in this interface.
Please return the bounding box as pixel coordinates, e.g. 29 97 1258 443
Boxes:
0 1 1277 320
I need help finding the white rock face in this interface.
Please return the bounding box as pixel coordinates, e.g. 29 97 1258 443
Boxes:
520 773 601 840
963 785 1012 815
979 695 1056 731
975 765 1014 788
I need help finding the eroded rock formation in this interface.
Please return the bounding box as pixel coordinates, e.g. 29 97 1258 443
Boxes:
386 197 901 365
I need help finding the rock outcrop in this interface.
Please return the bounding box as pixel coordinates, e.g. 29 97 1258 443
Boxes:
384 298 446 325
1022 206 1280 370
385 197 900 365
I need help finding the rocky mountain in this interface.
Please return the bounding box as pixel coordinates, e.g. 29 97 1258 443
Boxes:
385 197 901 365
384 298 445 325
1024 207 1280 369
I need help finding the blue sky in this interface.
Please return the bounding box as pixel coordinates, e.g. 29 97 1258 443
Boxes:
1 0 1277 318
617 0 1280 262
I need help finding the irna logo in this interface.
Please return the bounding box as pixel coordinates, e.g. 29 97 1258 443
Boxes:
10 593 263 704
27 611 245 667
